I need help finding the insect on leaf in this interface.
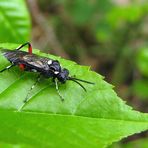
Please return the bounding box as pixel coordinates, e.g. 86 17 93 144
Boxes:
0 43 148 148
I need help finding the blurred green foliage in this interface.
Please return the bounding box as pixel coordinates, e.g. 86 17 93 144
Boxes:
133 79 148 100
110 138 148 148
124 138 148 148
0 0 31 43
136 48 148 76
132 48 148 100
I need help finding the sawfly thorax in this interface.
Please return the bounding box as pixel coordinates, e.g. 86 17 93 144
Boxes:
47 60 61 75
47 60 69 83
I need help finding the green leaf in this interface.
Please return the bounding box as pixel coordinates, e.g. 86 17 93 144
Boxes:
0 0 31 43
0 43 148 148
0 142 31 148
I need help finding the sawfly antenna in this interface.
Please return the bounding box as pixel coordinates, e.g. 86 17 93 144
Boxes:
68 77 94 91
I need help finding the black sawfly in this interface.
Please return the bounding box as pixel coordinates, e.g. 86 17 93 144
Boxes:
0 42 94 107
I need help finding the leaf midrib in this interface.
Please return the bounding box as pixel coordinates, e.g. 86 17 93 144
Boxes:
1 110 147 123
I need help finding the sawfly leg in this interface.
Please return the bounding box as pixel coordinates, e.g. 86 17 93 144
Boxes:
16 42 32 54
16 42 32 70
0 64 14 73
24 74 42 103
18 74 42 111
54 78 64 101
